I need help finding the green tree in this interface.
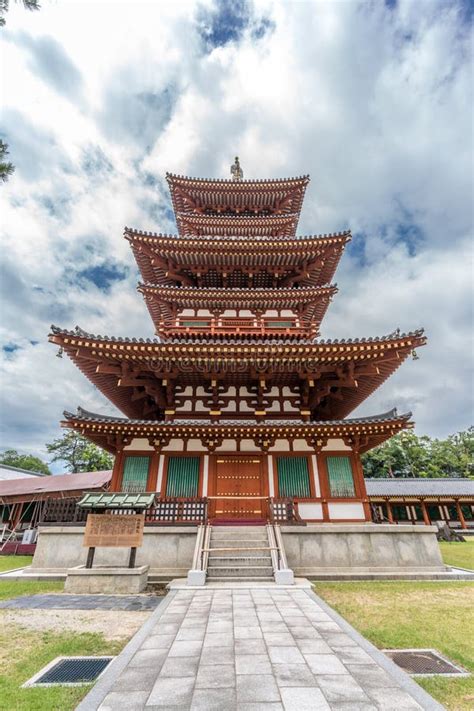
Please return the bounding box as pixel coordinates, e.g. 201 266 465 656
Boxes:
0 449 51 475
362 427 474 479
0 1 40 27
0 140 14 183
46 431 114 472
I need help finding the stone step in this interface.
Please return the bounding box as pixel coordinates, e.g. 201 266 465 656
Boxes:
210 533 268 543
209 538 268 548
209 551 272 560
208 556 272 567
208 566 274 577
206 576 274 582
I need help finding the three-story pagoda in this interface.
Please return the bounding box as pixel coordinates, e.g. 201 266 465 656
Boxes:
50 158 426 523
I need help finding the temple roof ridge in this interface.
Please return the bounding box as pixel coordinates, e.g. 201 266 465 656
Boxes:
66 406 410 427
50 324 425 345
137 282 337 295
124 226 351 242
166 172 310 186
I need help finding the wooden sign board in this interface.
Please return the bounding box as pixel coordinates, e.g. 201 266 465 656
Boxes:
83 514 144 548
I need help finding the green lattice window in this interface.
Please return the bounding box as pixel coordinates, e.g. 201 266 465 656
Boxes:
121 456 150 493
181 321 210 327
276 457 311 498
326 456 355 497
165 457 199 497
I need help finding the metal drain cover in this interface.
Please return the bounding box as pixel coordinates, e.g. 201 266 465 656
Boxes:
384 649 469 677
23 656 113 687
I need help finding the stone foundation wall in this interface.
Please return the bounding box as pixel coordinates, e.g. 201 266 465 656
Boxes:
32 523 445 579
281 524 445 574
32 526 197 579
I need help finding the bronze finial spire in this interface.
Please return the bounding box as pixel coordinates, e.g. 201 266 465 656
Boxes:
230 156 243 181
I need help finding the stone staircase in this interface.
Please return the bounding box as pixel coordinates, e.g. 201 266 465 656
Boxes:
206 526 274 582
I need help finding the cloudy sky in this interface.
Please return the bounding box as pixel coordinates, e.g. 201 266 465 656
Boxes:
0 0 472 467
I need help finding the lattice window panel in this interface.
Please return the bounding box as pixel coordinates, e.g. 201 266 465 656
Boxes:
326 456 356 497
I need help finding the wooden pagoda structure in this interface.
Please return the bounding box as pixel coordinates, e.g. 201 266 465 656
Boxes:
50 159 426 524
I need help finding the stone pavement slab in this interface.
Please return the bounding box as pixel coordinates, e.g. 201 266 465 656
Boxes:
0 593 162 611
76 586 444 711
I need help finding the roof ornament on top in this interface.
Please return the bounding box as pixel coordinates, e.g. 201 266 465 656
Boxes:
230 156 243 181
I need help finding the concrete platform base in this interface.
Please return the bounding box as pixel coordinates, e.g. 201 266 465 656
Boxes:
64 565 149 594
168 577 312 590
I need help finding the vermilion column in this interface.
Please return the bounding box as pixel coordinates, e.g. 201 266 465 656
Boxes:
420 500 431 526
386 500 394 524
455 500 467 529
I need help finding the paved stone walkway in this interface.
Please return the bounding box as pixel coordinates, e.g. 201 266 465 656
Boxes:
80 587 442 711
0 594 161 611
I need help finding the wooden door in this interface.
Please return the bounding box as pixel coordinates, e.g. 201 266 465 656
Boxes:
211 456 265 520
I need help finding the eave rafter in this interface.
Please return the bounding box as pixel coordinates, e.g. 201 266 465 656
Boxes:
124 228 351 289
49 326 426 422
166 173 310 219
137 283 337 331
62 407 413 455
177 212 299 237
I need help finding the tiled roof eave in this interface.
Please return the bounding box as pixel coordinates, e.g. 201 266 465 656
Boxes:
65 406 411 428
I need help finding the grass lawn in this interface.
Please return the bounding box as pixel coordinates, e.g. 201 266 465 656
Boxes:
439 540 474 570
0 623 126 711
0 555 33 573
0 579 64 602
315 581 474 711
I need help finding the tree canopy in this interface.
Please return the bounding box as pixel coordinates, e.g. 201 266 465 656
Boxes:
46 431 114 473
0 449 51 475
362 427 473 479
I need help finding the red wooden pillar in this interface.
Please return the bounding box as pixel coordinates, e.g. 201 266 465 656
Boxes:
455 500 467 529
386 500 394 523
420 500 431 526
110 450 124 491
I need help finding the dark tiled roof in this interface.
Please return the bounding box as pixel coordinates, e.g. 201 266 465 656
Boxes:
365 478 474 497
50 324 425 347
124 226 351 243
0 470 112 500
65 406 409 428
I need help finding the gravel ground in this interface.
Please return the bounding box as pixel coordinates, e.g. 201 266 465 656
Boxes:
0 608 151 639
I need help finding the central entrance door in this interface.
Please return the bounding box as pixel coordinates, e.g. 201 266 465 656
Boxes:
211 456 265 521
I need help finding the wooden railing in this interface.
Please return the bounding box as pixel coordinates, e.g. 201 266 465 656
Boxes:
158 316 315 338
38 496 302 526
145 498 208 525
268 498 303 525
40 497 88 523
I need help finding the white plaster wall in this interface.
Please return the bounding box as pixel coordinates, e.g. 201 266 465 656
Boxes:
215 439 238 452
240 439 260 452
298 503 323 520
202 455 209 496
311 455 321 497
322 439 352 452
267 456 274 496
328 502 365 520
186 439 207 452
124 438 154 452
156 455 165 493
221 401 237 412
162 439 184 452
268 439 290 452
177 400 192 411
293 439 313 451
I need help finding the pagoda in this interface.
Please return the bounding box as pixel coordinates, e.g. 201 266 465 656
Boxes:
49 157 426 523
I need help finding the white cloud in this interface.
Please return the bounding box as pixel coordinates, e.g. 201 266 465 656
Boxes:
0 0 472 461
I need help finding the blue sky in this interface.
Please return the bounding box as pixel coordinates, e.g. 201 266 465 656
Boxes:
0 0 472 465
